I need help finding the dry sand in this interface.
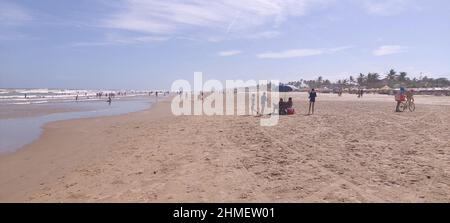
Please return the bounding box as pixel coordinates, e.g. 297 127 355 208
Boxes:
0 93 449 202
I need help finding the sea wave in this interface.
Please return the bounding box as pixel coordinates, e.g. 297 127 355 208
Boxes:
0 88 161 105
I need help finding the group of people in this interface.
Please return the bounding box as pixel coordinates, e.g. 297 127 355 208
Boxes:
149 91 169 97
96 92 116 98
194 86 415 115
249 88 318 116
72 92 114 105
278 97 294 115
251 92 267 115
357 89 364 98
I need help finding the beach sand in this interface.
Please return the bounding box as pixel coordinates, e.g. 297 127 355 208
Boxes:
0 93 449 202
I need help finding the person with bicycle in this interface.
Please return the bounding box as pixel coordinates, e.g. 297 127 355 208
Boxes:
395 87 406 112
406 89 415 103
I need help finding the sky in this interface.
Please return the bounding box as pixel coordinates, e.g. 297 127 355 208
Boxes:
0 0 449 90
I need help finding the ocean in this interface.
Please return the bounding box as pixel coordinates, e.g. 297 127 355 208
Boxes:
0 88 167 153
0 88 156 105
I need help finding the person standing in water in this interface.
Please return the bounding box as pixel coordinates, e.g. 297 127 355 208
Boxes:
75 95 78 101
308 88 317 115
107 96 112 105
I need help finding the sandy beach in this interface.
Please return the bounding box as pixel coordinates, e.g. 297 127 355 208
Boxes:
0 93 449 202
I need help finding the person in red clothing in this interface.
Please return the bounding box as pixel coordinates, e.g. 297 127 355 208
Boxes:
395 87 406 112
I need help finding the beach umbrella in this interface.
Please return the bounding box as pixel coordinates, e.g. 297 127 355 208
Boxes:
278 84 299 92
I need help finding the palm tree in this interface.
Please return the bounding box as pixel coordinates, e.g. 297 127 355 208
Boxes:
399 72 408 82
387 69 397 81
349 76 355 85
357 73 366 86
342 79 349 87
366 73 380 88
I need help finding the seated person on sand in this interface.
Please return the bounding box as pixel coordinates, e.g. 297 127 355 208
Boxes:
286 97 295 115
286 97 293 109
279 98 287 115
278 98 295 115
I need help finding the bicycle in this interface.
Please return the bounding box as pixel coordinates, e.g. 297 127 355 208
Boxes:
399 100 415 112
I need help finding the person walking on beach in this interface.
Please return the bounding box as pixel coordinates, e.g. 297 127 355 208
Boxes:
107 96 112 105
75 95 78 101
251 94 256 115
308 88 317 115
260 92 267 115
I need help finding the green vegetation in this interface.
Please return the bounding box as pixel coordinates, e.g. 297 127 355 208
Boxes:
287 69 450 89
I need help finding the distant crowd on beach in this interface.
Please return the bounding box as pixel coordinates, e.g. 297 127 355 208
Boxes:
246 86 417 116
69 90 170 105
67 86 420 114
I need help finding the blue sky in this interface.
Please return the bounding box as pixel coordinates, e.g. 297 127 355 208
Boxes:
0 0 449 90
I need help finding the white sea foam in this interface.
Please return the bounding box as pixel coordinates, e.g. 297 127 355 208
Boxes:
0 88 161 105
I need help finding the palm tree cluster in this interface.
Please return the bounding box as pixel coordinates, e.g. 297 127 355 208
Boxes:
287 69 450 89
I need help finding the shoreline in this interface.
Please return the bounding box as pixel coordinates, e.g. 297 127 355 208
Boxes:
0 96 161 154
0 103 88 120
0 93 449 202
0 97 173 202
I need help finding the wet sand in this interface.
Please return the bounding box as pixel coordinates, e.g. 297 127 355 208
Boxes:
0 103 85 119
0 93 449 202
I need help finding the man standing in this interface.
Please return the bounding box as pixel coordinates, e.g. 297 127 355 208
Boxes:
260 92 267 115
251 94 256 115
308 88 317 115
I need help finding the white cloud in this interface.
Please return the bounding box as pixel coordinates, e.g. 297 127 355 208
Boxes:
373 45 408 56
0 2 32 25
328 45 355 53
72 33 169 47
258 49 324 59
363 0 408 16
218 50 242 56
242 30 281 39
257 45 352 59
102 0 332 39
199 30 281 43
